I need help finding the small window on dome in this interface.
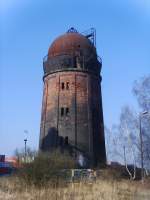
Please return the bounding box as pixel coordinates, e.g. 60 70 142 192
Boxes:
73 56 77 68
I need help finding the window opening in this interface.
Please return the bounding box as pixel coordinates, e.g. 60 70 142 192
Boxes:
73 56 77 68
61 82 65 90
64 136 68 146
66 107 69 115
66 82 69 90
61 107 64 116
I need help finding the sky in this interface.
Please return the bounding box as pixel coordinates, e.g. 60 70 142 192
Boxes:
0 0 150 156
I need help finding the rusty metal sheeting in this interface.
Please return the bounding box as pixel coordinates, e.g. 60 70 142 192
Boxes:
48 32 95 58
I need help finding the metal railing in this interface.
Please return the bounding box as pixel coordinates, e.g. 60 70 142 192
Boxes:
43 53 101 76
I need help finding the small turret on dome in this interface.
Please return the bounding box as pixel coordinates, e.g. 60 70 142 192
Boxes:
67 27 78 33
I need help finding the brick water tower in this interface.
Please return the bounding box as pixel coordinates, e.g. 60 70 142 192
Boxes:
39 28 106 166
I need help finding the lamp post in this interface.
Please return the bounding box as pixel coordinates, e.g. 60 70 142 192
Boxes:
139 111 149 182
24 138 27 163
24 130 28 163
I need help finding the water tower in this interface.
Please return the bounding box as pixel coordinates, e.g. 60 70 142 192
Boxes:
39 28 106 166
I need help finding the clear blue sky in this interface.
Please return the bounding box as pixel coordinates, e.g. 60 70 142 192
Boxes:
0 0 150 156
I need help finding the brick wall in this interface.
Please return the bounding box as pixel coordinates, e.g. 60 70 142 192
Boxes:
39 71 106 164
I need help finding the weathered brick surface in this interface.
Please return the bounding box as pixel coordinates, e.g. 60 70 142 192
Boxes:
40 70 106 164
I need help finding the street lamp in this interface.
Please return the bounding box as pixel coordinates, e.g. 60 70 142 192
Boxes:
24 130 28 163
139 111 149 182
24 138 27 163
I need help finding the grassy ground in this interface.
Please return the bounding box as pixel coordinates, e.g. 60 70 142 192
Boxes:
0 176 150 200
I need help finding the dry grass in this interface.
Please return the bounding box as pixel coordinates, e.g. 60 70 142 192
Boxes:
0 176 150 200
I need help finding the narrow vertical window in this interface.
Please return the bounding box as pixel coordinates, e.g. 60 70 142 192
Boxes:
61 82 65 90
61 107 64 116
66 82 69 90
64 136 68 145
66 107 69 115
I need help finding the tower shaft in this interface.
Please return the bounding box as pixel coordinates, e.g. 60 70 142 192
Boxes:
39 28 106 166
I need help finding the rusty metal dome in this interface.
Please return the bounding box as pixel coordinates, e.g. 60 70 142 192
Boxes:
43 28 101 76
48 28 96 58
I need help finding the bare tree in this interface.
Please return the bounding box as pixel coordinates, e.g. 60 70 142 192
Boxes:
123 145 136 180
119 106 138 179
105 75 150 180
133 75 150 169
133 75 150 111
105 106 139 179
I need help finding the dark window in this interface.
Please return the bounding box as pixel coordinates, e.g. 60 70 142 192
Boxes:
66 107 69 115
64 136 68 145
61 82 65 90
61 107 64 116
66 82 69 90
73 56 77 68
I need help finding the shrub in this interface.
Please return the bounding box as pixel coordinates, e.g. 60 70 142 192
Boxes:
18 150 76 186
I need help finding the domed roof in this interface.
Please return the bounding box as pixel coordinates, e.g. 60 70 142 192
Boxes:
43 28 101 76
48 28 95 57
